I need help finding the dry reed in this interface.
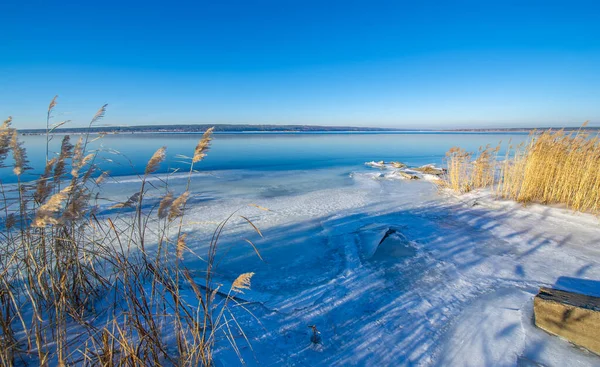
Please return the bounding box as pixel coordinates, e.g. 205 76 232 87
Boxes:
443 126 600 213
0 98 263 366
231 272 254 293
193 127 214 163
145 146 166 175
158 191 175 219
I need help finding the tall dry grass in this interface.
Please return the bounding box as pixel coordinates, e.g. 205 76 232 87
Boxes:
443 126 600 213
0 98 262 366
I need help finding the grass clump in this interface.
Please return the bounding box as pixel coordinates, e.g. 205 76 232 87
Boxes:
0 98 262 366
443 125 600 213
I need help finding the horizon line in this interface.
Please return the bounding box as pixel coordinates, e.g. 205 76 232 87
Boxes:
17 122 600 134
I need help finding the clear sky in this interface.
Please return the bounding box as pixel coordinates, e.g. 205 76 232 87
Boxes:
1 0 599 129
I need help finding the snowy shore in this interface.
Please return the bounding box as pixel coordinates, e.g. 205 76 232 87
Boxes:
93 166 600 366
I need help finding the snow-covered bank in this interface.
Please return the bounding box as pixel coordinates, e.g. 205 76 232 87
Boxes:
100 167 600 366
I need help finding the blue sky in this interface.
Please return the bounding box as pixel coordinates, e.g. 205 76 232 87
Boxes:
1 0 599 129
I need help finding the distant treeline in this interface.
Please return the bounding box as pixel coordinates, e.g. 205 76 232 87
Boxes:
18 124 599 134
19 124 401 134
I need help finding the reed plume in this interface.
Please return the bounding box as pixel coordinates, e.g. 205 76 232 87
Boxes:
9 130 29 176
168 191 189 221
0 117 13 166
110 192 141 209
45 96 59 162
32 184 73 227
62 188 89 223
81 153 94 167
70 137 84 177
34 157 57 204
95 170 109 185
176 233 187 260
193 127 214 163
91 104 108 125
145 146 166 175
158 191 174 219
48 95 58 114
231 272 254 293
54 135 74 181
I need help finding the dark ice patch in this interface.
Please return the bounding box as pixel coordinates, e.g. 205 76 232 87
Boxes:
371 229 417 262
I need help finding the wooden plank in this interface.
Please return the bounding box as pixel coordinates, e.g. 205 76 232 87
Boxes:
533 287 600 355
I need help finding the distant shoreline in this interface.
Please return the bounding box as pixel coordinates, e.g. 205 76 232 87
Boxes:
17 124 599 135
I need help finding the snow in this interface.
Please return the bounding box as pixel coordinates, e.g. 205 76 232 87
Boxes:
360 161 444 181
98 167 600 366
